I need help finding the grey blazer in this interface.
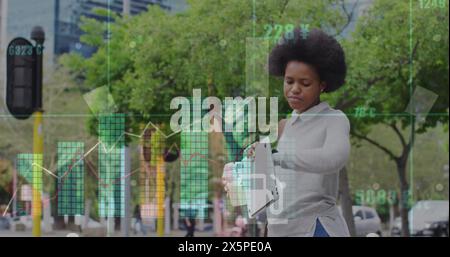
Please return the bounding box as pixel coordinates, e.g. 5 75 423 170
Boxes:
267 102 351 237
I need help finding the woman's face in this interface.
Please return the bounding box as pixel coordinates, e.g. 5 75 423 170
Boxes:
284 61 326 113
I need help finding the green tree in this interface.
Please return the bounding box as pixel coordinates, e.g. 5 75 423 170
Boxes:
62 0 355 124
61 0 359 234
326 0 449 236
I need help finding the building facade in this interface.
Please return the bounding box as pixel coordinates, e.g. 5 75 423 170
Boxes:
5 0 177 60
1 0 8 109
55 0 175 56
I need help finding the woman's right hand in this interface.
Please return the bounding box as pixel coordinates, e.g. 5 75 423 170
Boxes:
244 142 258 160
222 162 235 194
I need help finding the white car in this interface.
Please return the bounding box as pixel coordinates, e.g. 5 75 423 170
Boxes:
391 200 449 237
353 206 382 237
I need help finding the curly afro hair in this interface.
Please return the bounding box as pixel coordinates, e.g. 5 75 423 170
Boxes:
268 28 347 93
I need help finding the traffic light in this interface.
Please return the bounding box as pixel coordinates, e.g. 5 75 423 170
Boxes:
6 37 37 120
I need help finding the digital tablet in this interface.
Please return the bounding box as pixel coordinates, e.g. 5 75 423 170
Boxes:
247 141 279 218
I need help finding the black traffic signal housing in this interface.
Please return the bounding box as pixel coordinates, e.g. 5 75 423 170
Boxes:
6 37 39 120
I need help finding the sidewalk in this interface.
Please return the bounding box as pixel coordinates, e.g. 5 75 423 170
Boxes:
0 229 216 237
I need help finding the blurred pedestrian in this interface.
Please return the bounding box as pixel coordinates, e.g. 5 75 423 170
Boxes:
133 205 147 235
183 208 197 237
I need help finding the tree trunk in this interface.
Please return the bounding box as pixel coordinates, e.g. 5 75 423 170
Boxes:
68 215 75 225
208 130 225 236
338 166 356 237
170 177 176 231
213 194 222 236
115 217 121 231
53 213 66 230
397 161 411 237
67 215 75 231
53 179 66 230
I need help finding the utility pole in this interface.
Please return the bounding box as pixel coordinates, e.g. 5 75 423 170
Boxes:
31 26 45 237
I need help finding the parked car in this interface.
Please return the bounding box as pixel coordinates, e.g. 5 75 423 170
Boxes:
392 219 449 237
391 200 449 237
421 220 448 237
353 206 382 237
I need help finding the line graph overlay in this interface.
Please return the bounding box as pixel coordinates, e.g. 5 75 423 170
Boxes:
3 115 218 217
